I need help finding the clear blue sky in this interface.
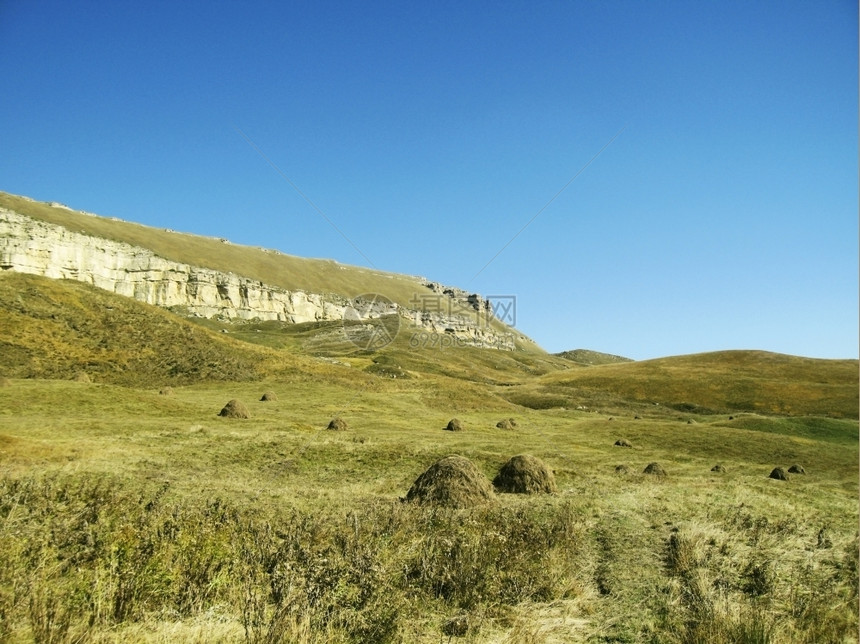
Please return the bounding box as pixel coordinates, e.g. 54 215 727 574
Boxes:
1 1 856 360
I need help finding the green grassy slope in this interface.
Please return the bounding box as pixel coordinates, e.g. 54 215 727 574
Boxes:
0 272 568 391
554 348 633 365
509 350 859 418
0 272 311 386
2 270 855 421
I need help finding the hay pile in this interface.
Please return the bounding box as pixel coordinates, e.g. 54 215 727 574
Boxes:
769 467 788 480
260 391 277 402
159 387 174 396
495 418 517 430
788 464 806 474
614 464 631 475
643 462 667 477
614 439 632 448
73 372 91 383
219 399 250 418
711 464 727 473
493 454 557 494
444 418 464 432
405 455 496 509
327 417 349 431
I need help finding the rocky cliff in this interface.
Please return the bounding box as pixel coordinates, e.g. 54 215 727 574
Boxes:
0 205 529 350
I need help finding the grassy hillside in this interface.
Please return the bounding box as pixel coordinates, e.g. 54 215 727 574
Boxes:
0 272 567 394
554 348 633 365
508 350 859 418
0 272 318 386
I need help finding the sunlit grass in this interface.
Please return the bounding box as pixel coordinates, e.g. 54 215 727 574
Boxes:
0 369 856 642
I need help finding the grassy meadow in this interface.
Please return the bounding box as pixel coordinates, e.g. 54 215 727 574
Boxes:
0 272 857 643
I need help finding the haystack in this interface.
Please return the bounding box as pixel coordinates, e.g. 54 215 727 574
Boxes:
711 464 726 473
787 464 805 474
260 391 277 402
614 439 632 448
73 372 91 383
444 418 464 432
493 454 557 494
327 417 349 431
495 418 517 430
405 455 496 509
769 467 788 480
643 462 667 477
219 399 250 418
614 464 631 475
159 387 174 396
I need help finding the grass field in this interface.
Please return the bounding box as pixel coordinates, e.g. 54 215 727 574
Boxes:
0 272 857 642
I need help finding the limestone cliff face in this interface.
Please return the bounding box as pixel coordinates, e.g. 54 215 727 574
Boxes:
0 208 352 323
0 208 528 349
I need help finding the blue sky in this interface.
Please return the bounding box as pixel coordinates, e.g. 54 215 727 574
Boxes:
1 1 856 360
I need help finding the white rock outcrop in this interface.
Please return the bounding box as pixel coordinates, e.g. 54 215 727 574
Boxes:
0 208 349 323
0 208 529 350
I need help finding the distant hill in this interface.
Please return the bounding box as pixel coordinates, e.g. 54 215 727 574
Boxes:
554 348 633 366
507 350 859 418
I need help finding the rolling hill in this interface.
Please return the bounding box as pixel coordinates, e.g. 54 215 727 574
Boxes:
507 349 858 418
